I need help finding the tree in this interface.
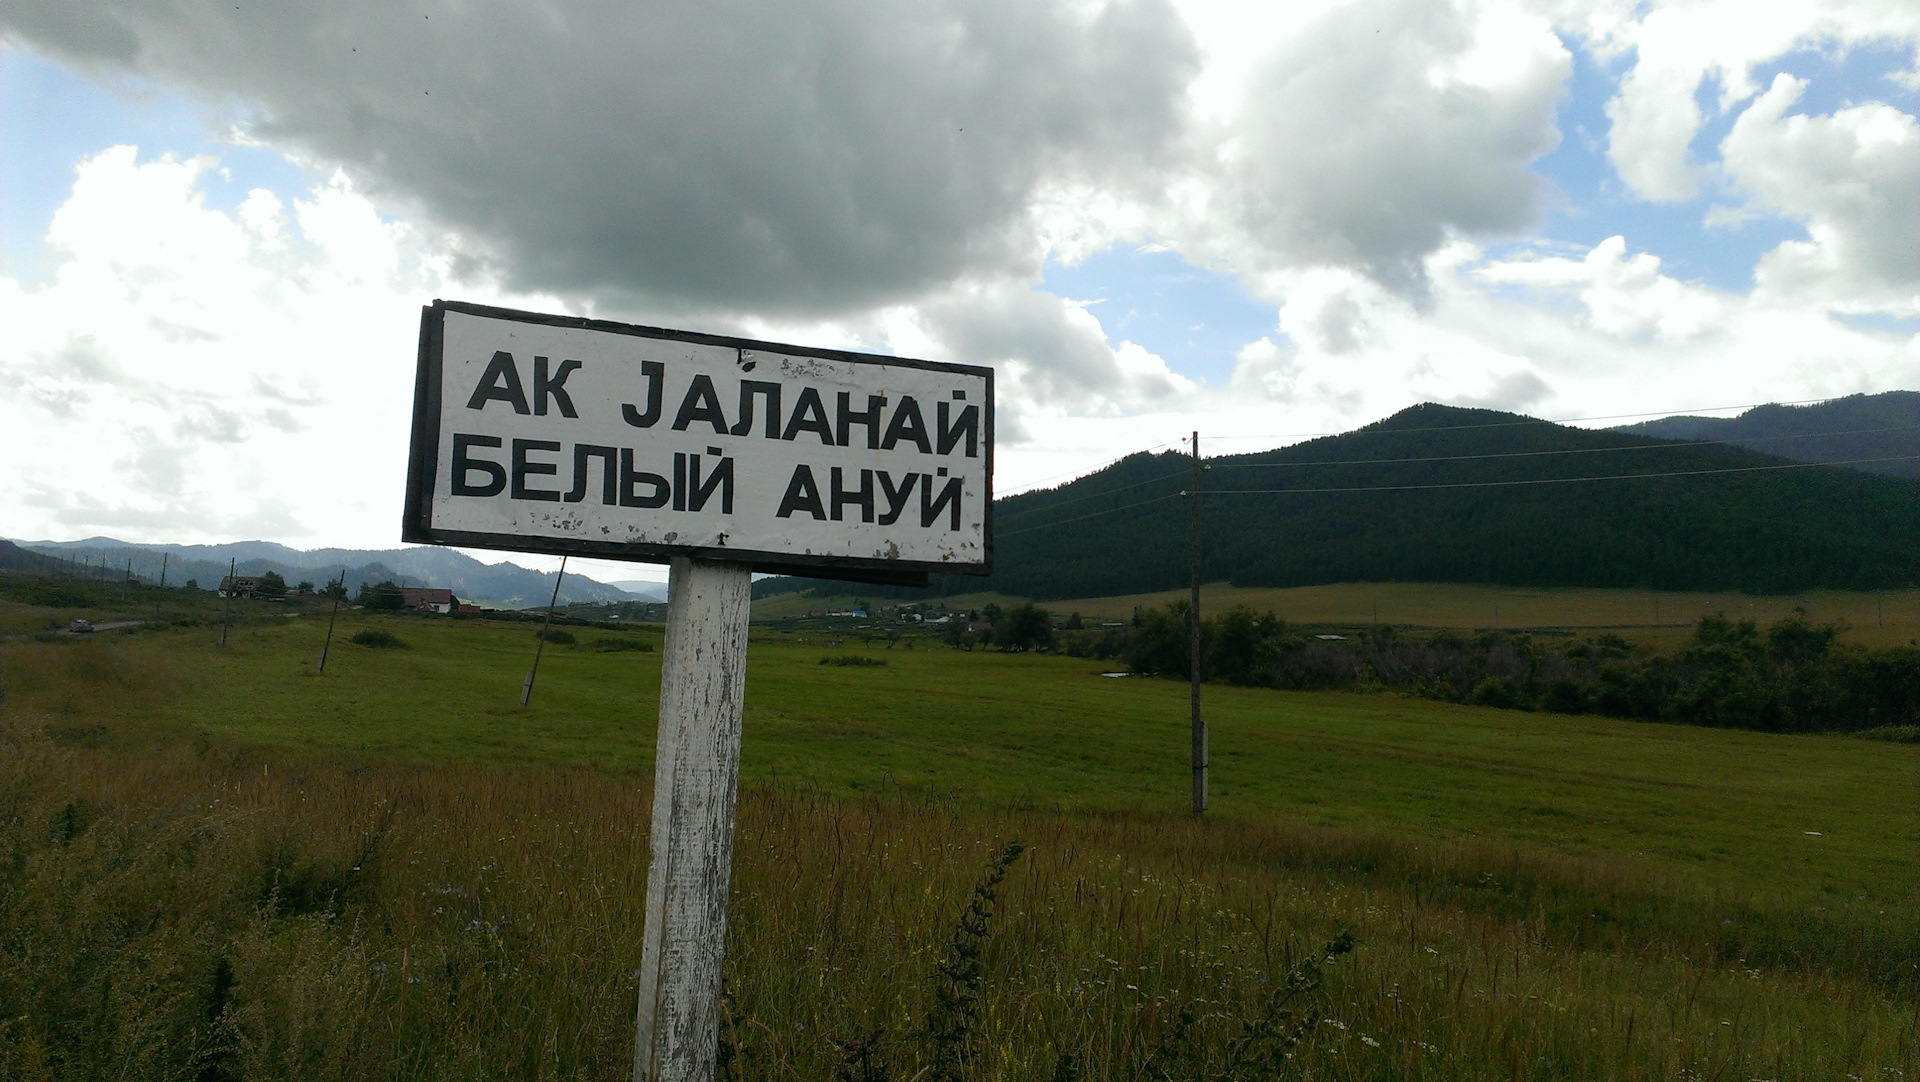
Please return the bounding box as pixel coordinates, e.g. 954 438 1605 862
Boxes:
1208 605 1294 686
1124 601 1194 678
255 571 288 600
357 580 405 610
992 603 1054 653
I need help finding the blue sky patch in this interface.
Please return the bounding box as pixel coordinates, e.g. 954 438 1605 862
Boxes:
1 45 315 281
1041 248 1276 386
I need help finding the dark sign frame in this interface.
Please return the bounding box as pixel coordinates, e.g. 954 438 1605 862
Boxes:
402 300 993 587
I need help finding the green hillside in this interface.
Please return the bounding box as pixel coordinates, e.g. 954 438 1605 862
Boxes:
762 402 1920 602
1617 390 1920 479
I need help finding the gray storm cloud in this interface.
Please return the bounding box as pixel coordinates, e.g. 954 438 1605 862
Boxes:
5 0 1199 316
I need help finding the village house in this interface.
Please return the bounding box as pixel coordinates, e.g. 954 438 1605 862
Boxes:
217 576 263 598
398 587 459 614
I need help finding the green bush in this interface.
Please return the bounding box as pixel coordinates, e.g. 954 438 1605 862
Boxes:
590 637 651 652
535 629 576 645
1853 724 1920 743
350 630 404 649
819 656 887 667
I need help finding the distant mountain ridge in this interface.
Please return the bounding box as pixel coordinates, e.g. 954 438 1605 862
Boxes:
762 400 1920 602
11 538 652 609
0 539 63 574
1613 391 1920 478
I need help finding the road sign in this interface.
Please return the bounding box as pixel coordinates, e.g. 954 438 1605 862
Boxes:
403 300 993 585
400 299 996 1082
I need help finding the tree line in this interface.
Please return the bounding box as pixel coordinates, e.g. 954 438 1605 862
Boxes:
1108 603 1917 735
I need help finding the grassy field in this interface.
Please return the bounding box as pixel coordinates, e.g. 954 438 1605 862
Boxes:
1 596 1915 1078
9 612 1909 899
758 581 1920 649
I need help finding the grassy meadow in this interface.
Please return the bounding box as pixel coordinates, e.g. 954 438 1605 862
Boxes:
0 594 1915 1079
757 581 1920 651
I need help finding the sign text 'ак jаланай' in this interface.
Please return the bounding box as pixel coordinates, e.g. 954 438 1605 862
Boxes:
403 301 993 583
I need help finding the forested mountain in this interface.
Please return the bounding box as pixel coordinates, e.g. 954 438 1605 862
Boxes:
0 539 63 574
759 402 1920 602
1615 391 1920 479
11 538 647 609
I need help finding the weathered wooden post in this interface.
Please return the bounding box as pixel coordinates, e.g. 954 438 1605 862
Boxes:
318 570 347 672
219 556 236 647
1187 430 1205 815
634 556 752 1082
522 556 569 706
399 301 992 1082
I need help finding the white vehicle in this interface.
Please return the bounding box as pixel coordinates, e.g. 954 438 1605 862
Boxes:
68 619 94 634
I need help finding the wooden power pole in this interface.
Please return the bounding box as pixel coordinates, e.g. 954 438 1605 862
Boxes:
523 557 569 706
1188 430 1206 815
318 570 346 673
218 557 235 647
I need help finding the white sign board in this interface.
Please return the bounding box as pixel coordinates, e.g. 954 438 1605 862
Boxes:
403 301 993 583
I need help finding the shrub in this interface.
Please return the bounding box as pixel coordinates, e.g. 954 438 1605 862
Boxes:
350 630 405 649
1468 676 1533 711
1542 678 1591 715
1855 724 1920 743
820 656 887 667
590 637 652 652
535 629 576 645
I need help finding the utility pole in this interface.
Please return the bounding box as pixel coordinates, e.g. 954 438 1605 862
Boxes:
523 557 568 706
1188 430 1206 815
219 557 235 647
159 552 168 589
318 571 346 673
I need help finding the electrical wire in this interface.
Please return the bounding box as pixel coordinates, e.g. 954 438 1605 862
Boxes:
997 468 1189 519
1201 424 1920 471
1199 454 1920 495
990 454 1920 539
998 422 1920 520
1197 396 1851 442
995 492 1184 539
1000 436 1189 497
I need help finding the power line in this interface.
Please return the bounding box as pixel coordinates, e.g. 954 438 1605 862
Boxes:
1198 396 1852 443
989 454 1920 539
998 468 1188 518
998 422 1920 517
1202 454 1920 495
1203 424 1920 471
996 492 1183 539
1001 436 1188 497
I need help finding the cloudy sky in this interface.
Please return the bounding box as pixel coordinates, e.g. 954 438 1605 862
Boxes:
2 0 1915 586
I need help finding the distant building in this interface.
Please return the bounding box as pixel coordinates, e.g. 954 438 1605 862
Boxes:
218 576 263 598
399 587 459 614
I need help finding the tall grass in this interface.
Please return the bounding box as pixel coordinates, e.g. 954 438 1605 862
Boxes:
1 710 1912 1080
